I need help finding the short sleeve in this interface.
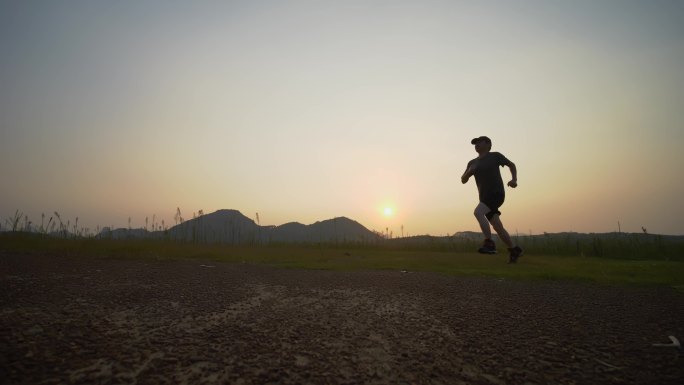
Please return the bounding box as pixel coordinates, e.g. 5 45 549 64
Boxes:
496 152 511 167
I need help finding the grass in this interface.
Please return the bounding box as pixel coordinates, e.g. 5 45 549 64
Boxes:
2 233 683 289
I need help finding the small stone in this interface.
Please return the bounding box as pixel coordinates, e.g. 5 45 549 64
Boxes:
481 373 506 385
25 326 44 335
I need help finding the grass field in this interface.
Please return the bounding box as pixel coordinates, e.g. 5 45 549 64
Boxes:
2 233 683 290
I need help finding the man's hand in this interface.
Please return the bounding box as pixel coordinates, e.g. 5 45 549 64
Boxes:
462 165 476 184
507 180 517 188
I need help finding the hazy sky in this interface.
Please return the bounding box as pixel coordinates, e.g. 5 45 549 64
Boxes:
2 0 684 236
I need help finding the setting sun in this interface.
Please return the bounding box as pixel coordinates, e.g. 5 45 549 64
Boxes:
383 207 393 217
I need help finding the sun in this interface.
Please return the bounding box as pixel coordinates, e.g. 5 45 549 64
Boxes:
383 207 393 217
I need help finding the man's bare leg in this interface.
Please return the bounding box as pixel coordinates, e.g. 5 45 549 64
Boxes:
474 203 492 239
489 214 514 248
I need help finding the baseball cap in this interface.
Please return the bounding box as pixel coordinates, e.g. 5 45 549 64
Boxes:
470 136 491 144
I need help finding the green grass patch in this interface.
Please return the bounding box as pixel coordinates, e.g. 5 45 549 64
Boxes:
2 233 683 288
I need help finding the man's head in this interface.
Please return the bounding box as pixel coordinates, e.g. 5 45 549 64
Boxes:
471 136 492 153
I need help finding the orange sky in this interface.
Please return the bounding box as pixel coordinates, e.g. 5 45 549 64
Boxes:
2 1 683 235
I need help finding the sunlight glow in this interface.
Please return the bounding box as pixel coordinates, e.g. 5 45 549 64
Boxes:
383 207 393 217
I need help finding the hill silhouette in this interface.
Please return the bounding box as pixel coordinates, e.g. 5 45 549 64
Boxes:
95 210 684 259
103 209 381 244
271 217 377 243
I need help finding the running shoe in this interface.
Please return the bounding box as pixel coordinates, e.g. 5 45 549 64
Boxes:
508 246 524 264
478 239 497 254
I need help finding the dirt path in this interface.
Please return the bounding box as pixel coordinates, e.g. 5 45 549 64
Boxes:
1 252 683 384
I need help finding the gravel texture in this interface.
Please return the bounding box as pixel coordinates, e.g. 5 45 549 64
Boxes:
1 251 683 384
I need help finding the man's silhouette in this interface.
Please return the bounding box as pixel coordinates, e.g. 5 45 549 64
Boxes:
461 136 523 263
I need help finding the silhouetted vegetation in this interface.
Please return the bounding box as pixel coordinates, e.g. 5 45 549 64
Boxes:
2 210 683 261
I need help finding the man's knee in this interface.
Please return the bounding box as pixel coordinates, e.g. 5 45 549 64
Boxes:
489 215 504 229
474 203 490 218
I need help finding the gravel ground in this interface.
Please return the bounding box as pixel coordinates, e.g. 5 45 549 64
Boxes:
1 251 683 385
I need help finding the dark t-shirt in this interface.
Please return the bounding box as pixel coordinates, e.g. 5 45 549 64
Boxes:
466 152 511 200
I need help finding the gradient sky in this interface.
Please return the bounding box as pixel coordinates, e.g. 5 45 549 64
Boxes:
2 0 684 236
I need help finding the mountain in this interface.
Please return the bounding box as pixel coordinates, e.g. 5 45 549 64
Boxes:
100 209 382 244
453 231 487 240
268 222 308 242
99 227 151 240
269 217 379 243
165 209 260 243
95 209 684 246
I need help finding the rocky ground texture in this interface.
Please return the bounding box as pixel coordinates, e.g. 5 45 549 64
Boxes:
1 252 683 384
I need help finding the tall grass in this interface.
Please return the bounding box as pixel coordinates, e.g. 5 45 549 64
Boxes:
377 233 684 261
513 232 684 261
2 210 683 261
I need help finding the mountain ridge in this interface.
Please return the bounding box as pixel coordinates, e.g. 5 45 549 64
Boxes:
102 209 382 244
97 209 684 244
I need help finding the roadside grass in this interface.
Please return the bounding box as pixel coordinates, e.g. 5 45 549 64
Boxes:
252 249 684 288
1 233 683 289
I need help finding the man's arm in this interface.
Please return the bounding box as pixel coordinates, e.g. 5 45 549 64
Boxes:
507 161 517 188
461 164 475 184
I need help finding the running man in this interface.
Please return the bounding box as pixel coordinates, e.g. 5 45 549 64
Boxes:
461 136 524 263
